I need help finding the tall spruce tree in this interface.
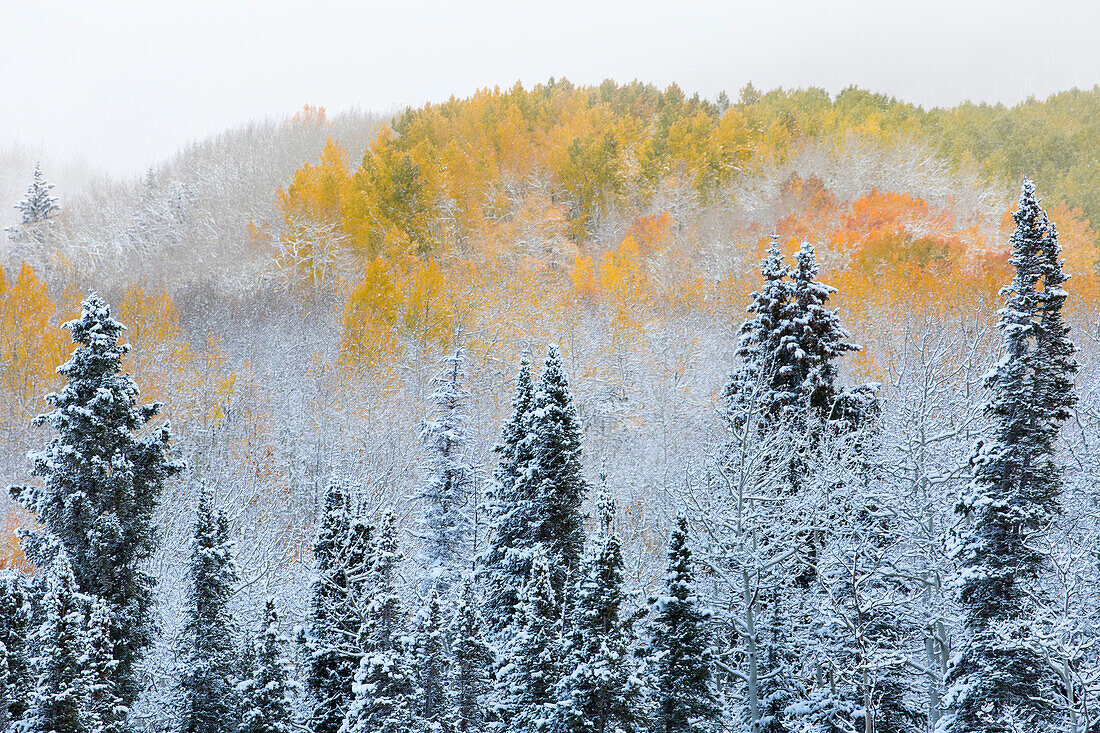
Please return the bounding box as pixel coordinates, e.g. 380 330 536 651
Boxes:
238 600 296 733
11 293 181 706
649 517 718 733
555 491 642 733
6 162 60 262
943 179 1078 733
178 488 241 733
83 599 127 733
342 510 416 733
413 594 454 733
450 580 492 733
527 345 588 596
22 553 88 733
417 350 477 595
482 354 535 628
494 545 563 733
0 570 33 727
306 484 358 733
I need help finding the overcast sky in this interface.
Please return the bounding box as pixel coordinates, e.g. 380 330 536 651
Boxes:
4 0 1100 178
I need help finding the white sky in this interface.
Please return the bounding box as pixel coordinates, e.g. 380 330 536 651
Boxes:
4 0 1100 177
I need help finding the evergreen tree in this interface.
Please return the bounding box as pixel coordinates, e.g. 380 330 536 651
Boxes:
342 510 416 733
83 599 127 733
943 180 1078 733
555 491 642 733
527 345 588 596
649 517 718 733
0 570 33 727
482 354 536 628
417 349 477 595
11 293 181 705
413 594 454 733
6 162 60 263
450 580 493 733
725 234 797 426
239 600 296 733
787 241 859 423
306 484 358 733
22 553 88 733
178 488 241 733
495 545 563 733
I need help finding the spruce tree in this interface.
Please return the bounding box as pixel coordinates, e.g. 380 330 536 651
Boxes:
83 599 127 733
527 345 588 596
482 354 535 627
11 292 181 706
178 488 240 733
417 350 477 595
0 570 33 727
22 553 88 733
6 162 60 261
306 483 358 733
787 241 859 422
944 179 1078 733
649 517 718 733
413 594 454 733
450 580 492 733
555 491 642 733
239 600 296 733
495 545 563 733
342 510 416 733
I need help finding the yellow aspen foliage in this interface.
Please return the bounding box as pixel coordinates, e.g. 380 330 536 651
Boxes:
0 508 33 573
340 257 404 371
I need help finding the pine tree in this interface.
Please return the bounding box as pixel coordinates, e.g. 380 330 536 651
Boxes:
0 570 33 727
494 545 563 733
649 517 718 733
482 354 536 628
725 234 797 427
178 488 241 733
6 163 60 263
417 349 477 595
450 580 492 733
306 484 358 733
943 179 1078 733
787 241 859 423
342 510 416 733
555 491 642 733
83 600 127 733
527 345 588 596
22 553 88 733
238 600 296 733
11 293 182 706
413 594 454 733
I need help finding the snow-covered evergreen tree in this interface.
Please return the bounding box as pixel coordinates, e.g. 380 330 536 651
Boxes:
178 488 241 733
942 180 1078 733
306 484 358 733
451 580 493 733
83 599 127 733
555 491 642 733
417 349 477 595
527 345 588 596
725 235 796 427
787 241 859 423
11 292 182 706
494 545 563 733
6 163 60 264
0 570 33 728
414 594 454 733
649 516 718 733
238 600 296 733
482 354 536 628
22 553 88 733
341 510 416 733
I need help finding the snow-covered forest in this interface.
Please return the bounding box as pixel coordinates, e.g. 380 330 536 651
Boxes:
4 80 1100 733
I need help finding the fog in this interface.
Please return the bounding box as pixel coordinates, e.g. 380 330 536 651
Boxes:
3 0 1100 177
